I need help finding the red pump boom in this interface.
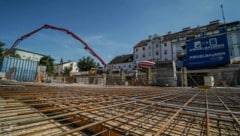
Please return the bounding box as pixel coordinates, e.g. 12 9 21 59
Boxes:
4 24 107 67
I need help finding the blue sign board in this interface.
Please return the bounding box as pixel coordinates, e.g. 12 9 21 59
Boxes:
183 34 230 68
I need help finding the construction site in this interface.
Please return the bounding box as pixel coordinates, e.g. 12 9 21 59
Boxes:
1 1 240 135
0 81 239 136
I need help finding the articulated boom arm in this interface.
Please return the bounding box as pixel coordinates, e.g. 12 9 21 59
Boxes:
5 24 107 66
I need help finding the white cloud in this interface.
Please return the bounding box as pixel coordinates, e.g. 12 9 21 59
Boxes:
63 44 70 48
84 35 104 43
83 35 126 50
82 34 131 63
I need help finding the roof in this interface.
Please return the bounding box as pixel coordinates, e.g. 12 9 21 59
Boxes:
133 20 240 47
133 39 150 48
14 48 47 57
55 60 77 65
163 20 240 41
108 54 133 64
161 21 221 41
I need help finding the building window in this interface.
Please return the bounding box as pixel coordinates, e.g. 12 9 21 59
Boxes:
142 53 145 58
129 65 131 68
156 51 159 55
238 46 240 57
136 55 138 59
156 44 159 48
164 43 167 47
149 52 151 56
142 47 145 50
164 50 168 55
213 30 219 34
136 48 138 52
149 46 151 49
209 38 217 46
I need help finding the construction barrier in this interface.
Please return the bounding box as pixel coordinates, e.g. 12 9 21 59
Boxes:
0 57 38 82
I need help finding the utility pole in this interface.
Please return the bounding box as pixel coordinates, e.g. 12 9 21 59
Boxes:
221 4 226 24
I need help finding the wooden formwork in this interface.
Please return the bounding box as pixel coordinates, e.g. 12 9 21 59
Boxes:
0 82 239 136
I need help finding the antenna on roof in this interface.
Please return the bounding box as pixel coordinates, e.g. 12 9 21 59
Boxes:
221 4 226 24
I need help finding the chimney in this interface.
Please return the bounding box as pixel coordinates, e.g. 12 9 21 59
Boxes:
182 27 191 31
209 20 220 25
148 35 152 40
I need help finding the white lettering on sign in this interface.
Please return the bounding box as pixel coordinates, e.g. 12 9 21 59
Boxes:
189 38 225 52
189 52 226 59
205 44 225 50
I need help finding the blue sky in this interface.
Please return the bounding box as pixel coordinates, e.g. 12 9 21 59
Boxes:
0 0 239 65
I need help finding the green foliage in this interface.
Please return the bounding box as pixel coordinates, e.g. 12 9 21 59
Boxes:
0 42 5 59
63 63 73 76
77 56 97 71
0 42 21 60
9 53 21 58
39 56 55 76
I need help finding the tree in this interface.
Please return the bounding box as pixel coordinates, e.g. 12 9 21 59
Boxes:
0 42 21 60
9 53 21 58
0 42 4 56
77 56 97 71
39 56 55 76
0 42 5 61
63 63 73 76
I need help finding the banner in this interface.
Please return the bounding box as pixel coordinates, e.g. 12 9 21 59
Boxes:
183 34 230 68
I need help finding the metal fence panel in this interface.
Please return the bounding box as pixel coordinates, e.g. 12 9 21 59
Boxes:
0 57 38 82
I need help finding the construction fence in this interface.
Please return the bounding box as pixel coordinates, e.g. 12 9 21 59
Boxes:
0 57 38 82
72 70 156 86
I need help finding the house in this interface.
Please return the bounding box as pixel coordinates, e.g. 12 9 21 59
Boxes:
13 48 46 62
133 34 175 63
54 60 79 76
108 54 134 72
133 20 240 68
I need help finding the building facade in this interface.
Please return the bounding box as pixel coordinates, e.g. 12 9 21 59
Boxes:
133 20 240 68
108 54 134 72
54 61 79 76
13 48 46 62
227 23 240 64
134 34 176 64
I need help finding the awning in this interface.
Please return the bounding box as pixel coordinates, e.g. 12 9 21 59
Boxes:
137 60 155 68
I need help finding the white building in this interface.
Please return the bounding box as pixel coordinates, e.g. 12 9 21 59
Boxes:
54 61 79 76
108 54 134 72
13 48 46 61
133 20 240 68
226 21 240 64
133 34 176 63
